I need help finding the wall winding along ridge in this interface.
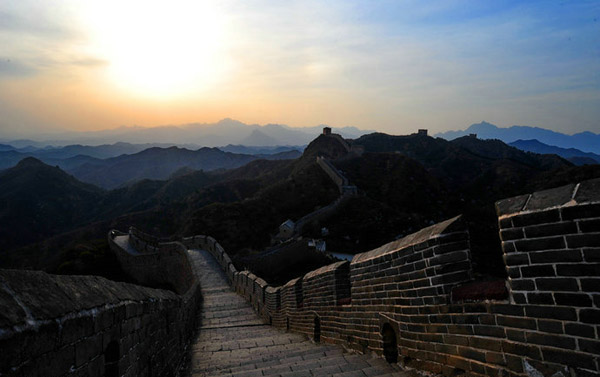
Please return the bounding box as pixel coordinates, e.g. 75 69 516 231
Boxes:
0 229 201 377
185 177 600 377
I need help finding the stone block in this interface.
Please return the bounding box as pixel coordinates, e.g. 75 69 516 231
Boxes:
496 194 530 216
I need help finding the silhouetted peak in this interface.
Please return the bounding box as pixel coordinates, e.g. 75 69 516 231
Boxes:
16 157 46 168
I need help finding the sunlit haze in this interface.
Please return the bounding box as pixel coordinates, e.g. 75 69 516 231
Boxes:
0 0 598 138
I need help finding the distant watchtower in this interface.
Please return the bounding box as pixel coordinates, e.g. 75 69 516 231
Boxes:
418 129 428 136
323 127 332 136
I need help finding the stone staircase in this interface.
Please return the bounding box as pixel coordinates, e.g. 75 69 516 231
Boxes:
187 249 416 377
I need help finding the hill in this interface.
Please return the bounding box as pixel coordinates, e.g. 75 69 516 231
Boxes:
509 139 600 165
0 158 104 251
66 146 300 189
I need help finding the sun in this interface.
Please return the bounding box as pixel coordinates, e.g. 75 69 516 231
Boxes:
84 0 228 99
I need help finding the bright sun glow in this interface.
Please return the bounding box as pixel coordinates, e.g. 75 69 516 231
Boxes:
84 0 228 99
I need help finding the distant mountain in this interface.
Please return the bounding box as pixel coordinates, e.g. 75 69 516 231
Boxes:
436 121 600 154
66 146 301 189
509 139 600 165
0 149 104 171
218 145 304 155
0 119 374 148
0 158 104 251
240 129 280 146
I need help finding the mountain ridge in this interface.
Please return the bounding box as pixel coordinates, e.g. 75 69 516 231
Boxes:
436 121 600 154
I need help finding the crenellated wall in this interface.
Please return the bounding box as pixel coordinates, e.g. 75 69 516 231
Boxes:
185 177 600 377
0 229 201 377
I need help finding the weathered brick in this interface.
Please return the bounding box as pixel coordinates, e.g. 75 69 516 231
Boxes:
505 329 526 342
554 293 593 307
583 248 600 262
561 203 600 220
537 319 563 334
499 217 513 229
579 219 600 233
521 265 555 277
502 340 541 359
507 267 521 279
457 347 485 363
556 263 600 277
512 293 526 304
579 309 600 324
500 228 524 241
515 236 565 252
525 222 578 238
525 306 577 321
581 278 600 292
541 348 596 369
497 315 536 330
526 332 576 349
527 292 554 305
535 277 579 291
473 325 505 338
578 339 600 355
565 323 596 338
510 279 535 291
504 253 529 266
468 337 502 352
512 210 561 227
529 249 582 264
490 304 524 316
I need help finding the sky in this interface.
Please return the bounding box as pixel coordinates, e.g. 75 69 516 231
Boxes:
0 0 599 138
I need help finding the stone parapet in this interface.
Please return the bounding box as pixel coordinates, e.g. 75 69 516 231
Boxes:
193 177 600 377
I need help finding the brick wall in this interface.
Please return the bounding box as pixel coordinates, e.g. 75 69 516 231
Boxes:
0 269 201 377
109 229 195 295
0 228 202 377
191 177 600 377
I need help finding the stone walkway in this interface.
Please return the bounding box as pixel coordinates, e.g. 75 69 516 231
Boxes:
187 249 415 377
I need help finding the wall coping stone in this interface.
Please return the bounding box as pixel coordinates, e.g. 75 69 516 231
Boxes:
496 177 600 217
304 261 348 280
351 215 463 264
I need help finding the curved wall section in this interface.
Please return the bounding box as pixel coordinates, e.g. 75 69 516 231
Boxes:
0 228 201 377
189 177 600 377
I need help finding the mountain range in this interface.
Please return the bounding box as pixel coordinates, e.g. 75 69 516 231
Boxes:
5 129 600 283
0 144 302 188
436 121 600 154
0 119 373 147
509 139 600 165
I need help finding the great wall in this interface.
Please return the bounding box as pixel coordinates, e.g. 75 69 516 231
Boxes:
0 136 599 376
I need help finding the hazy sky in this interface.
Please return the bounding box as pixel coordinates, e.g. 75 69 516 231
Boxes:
0 0 598 138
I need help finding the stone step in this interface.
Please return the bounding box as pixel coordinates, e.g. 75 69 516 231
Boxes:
187 249 414 377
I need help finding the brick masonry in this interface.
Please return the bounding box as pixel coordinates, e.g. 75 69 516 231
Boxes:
186 177 600 377
0 230 201 377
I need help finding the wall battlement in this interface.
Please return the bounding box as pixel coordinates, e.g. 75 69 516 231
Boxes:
185 177 600 377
